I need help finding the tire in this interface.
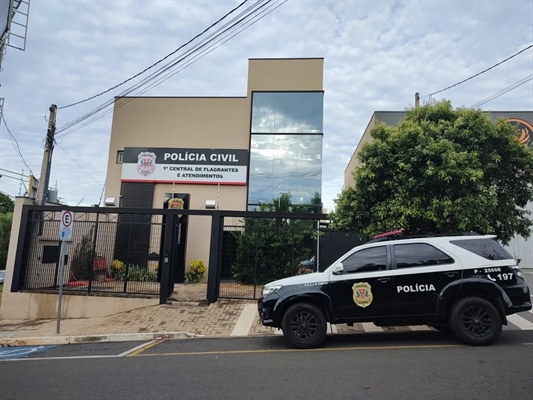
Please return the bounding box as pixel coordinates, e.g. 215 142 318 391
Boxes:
281 303 327 349
449 296 502 346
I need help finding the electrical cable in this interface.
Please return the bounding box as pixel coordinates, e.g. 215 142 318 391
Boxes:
55 0 285 139
55 0 275 136
56 143 103 186
426 43 533 98
57 0 250 110
57 0 285 139
55 0 268 133
471 73 533 108
0 113 34 175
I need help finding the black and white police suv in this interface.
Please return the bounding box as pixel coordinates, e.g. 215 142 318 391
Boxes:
257 232 532 349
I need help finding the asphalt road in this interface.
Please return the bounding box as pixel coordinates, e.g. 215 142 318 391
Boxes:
1 329 532 400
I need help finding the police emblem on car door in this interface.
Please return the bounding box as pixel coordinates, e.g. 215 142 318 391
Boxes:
329 245 397 320
352 282 373 308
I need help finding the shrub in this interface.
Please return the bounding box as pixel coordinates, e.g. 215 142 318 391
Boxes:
185 259 207 284
70 230 94 281
112 261 157 282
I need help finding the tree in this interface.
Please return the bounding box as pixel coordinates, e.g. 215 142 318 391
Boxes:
0 212 13 270
0 193 14 213
330 100 533 245
232 193 319 285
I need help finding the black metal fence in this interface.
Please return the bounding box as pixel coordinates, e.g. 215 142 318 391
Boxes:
216 215 369 301
11 205 368 305
14 209 165 297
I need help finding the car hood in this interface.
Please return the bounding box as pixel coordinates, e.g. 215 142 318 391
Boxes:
263 272 328 287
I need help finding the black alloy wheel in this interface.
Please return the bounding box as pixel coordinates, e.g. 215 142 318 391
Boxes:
281 303 327 349
449 297 502 346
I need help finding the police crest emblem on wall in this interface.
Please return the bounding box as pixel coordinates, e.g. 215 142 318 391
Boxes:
352 282 373 308
136 151 157 177
167 198 184 210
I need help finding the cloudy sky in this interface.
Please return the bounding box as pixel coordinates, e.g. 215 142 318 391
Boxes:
0 0 532 211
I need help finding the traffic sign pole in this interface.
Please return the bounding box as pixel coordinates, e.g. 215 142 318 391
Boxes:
57 210 74 334
56 240 66 334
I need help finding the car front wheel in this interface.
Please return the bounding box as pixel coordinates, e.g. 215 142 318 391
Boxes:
449 296 502 346
281 303 327 349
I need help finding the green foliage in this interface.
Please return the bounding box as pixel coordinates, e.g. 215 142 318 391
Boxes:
232 193 319 285
0 193 14 214
70 230 94 281
110 259 157 282
185 259 207 284
0 212 13 270
330 100 533 245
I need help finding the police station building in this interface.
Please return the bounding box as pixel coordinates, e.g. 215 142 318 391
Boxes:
104 58 325 278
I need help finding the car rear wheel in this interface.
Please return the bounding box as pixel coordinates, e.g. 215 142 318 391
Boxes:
281 303 327 349
449 297 502 346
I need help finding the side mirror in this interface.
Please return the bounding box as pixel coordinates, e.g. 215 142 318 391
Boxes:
332 263 344 275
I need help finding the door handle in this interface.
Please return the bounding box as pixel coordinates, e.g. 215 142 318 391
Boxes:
444 272 457 277
378 277 390 283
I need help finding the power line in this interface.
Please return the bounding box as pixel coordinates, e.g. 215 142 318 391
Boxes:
55 0 285 139
55 0 275 137
57 0 250 110
56 143 102 186
471 73 533 108
55 0 268 135
0 113 34 175
426 43 533 98
0 167 30 178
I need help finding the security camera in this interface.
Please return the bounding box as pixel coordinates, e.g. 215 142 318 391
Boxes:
104 197 117 207
205 200 216 210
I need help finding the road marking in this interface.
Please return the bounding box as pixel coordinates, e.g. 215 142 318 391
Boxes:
231 304 257 337
131 344 461 358
125 340 165 357
408 325 433 331
119 340 158 357
1 354 120 362
362 323 383 332
507 314 533 330
327 323 338 334
0 345 56 360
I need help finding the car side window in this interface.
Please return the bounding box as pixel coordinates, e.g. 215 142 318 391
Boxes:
394 243 454 269
342 246 387 274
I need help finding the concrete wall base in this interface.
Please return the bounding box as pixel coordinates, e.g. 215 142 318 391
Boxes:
0 291 158 320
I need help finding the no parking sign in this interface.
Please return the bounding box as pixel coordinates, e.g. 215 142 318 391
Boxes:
60 210 74 241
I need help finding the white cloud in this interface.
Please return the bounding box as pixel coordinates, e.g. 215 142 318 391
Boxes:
1 0 532 213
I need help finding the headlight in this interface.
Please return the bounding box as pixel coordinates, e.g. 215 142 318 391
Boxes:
262 285 282 296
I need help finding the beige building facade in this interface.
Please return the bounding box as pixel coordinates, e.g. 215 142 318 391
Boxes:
104 58 325 281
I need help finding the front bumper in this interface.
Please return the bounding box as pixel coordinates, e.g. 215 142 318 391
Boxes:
504 278 532 315
257 294 280 327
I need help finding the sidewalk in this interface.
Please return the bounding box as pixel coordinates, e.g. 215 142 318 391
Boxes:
0 296 419 347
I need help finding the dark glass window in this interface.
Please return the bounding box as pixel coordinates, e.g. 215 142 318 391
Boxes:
251 92 324 134
393 243 454 269
342 246 387 273
450 239 514 261
248 134 322 204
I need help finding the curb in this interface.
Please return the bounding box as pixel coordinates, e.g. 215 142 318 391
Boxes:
0 331 205 347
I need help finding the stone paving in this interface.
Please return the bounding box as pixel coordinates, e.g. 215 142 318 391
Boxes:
0 282 422 342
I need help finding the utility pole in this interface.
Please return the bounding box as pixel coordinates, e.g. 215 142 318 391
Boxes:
36 104 57 205
415 92 420 108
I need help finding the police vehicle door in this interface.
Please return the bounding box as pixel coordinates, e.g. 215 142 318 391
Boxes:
391 242 462 316
329 244 397 320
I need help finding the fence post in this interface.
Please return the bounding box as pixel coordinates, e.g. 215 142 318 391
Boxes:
159 213 174 304
207 211 222 305
87 214 100 294
11 206 31 292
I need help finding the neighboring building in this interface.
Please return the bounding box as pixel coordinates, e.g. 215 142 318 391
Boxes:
104 58 325 279
343 110 533 268
345 111 533 188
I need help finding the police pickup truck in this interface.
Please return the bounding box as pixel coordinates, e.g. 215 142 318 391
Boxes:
257 232 532 349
